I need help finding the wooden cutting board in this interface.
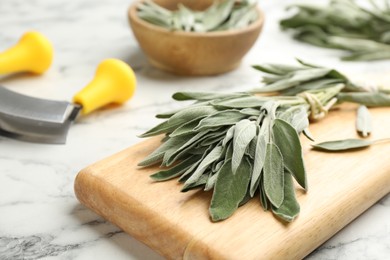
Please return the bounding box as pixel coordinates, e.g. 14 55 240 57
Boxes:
74 103 390 259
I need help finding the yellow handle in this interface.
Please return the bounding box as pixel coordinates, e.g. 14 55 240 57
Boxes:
73 59 136 115
0 31 53 74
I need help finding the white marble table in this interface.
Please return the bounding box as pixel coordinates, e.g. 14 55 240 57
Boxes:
0 0 389 259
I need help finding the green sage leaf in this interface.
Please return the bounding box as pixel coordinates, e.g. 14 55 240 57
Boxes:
195 110 247 131
150 156 201 181
209 159 251 221
232 119 257 174
337 92 390 107
272 119 307 190
312 138 374 151
272 172 300 222
263 143 284 208
356 105 372 137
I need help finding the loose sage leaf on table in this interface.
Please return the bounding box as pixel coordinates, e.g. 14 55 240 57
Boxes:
312 138 374 151
356 105 372 137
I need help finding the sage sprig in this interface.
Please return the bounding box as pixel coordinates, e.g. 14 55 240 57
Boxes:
139 59 390 222
280 0 390 61
137 0 258 32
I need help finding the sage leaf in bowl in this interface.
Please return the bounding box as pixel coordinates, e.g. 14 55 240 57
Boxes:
137 0 259 32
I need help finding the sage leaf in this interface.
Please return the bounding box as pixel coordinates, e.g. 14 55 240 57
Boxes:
250 132 266 196
150 156 201 181
272 119 307 190
181 174 209 192
138 136 188 167
356 105 372 137
337 92 390 107
172 92 248 101
195 110 247 131
184 145 223 186
169 118 202 137
263 143 284 208
232 119 257 174
272 172 300 222
259 176 269 210
222 125 235 147
312 138 374 151
211 96 266 108
255 68 332 93
209 159 251 221
281 1 390 61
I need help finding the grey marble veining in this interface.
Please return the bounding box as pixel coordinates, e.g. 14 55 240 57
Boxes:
0 0 389 259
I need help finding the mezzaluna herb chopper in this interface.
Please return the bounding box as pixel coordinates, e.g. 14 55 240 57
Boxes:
0 32 136 144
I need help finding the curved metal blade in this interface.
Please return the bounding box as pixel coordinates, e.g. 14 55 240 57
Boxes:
0 86 81 144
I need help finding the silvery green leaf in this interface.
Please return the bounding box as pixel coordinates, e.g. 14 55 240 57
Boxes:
211 96 267 108
250 132 266 196
356 105 372 137
202 0 235 31
141 105 218 137
259 177 269 210
150 156 201 181
255 68 332 93
263 143 284 208
212 160 224 173
172 92 248 101
312 138 374 151
209 158 251 221
195 110 247 131
283 106 309 133
169 119 201 137
139 120 174 137
231 7 258 29
272 119 307 190
168 105 219 128
252 64 304 75
245 136 257 160
238 188 253 207
137 11 171 28
272 172 300 222
184 145 223 186
281 79 344 96
138 136 188 167
342 50 390 61
181 173 209 192
240 108 261 116
200 131 226 146
164 131 214 166
337 92 390 106
171 12 181 30
204 171 219 191
178 4 195 31
178 145 214 182
232 119 257 174
222 125 235 147
303 128 315 141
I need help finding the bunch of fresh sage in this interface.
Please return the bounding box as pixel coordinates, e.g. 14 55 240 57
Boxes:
139 59 390 222
280 0 390 61
137 0 258 32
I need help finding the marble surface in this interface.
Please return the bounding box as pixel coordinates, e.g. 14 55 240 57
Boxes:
0 0 389 259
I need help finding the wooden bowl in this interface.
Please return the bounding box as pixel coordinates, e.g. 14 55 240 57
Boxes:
128 0 264 76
